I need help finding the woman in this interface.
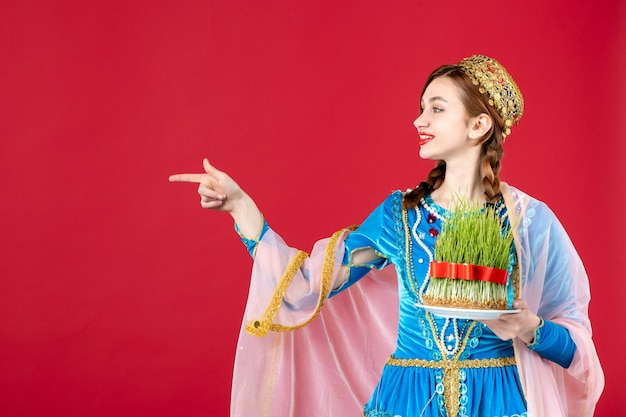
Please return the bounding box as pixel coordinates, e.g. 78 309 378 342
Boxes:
170 55 603 417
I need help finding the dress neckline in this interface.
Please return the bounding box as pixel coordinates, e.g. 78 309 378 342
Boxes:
421 193 450 221
420 193 505 220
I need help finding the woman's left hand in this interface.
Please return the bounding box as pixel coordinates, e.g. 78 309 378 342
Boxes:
480 299 541 344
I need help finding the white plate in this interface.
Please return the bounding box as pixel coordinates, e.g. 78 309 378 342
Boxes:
415 304 521 320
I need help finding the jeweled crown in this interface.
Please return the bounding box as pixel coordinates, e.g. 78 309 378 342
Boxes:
458 55 524 138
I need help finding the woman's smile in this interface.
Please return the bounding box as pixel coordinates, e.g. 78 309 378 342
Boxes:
419 132 434 146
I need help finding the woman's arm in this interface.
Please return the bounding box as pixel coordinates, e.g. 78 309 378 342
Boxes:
171 161 392 295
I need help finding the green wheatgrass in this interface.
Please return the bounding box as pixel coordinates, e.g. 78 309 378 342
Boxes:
423 198 514 309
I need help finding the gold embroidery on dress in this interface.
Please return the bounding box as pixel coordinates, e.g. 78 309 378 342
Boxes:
387 354 517 416
402 205 420 295
386 356 517 368
428 315 477 417
388 353 517 417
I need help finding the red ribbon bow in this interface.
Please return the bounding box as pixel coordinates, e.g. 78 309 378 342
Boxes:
429 261 508 285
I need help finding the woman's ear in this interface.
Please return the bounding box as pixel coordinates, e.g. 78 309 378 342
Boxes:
468 113 493 142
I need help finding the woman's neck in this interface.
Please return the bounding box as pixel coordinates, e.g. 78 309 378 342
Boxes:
431 165 484 210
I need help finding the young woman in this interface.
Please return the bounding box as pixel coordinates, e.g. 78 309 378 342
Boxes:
170 55 603 417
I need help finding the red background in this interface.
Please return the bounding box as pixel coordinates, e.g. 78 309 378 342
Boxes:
1 1 623 416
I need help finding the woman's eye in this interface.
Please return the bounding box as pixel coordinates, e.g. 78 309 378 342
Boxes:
433 107 443 113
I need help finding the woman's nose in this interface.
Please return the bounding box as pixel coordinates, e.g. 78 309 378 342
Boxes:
413 113 426 130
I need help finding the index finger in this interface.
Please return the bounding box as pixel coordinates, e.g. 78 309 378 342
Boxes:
169 173 205 183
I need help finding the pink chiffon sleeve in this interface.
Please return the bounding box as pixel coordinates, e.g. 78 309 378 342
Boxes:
503 183 604 417
230 227 399 417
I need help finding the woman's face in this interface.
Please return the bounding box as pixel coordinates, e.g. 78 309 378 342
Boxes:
413 76 476 163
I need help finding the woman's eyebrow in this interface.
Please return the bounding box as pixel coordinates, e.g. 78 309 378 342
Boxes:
420 96 448 107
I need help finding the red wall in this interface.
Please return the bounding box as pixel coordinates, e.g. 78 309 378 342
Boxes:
1 1 623 416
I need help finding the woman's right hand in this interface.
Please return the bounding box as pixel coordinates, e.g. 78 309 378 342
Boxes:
169 158 244 213
169 159 264 238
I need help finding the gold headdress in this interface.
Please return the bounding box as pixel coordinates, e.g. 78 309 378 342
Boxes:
458 55 524 138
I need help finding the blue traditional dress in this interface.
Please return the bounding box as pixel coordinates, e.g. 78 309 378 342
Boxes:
335 192 531 417
235 189 592 417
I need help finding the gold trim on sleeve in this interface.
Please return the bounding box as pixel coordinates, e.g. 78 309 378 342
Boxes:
246 226 358 337
246 250 310 337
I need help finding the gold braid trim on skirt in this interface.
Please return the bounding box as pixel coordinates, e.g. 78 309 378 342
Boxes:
386 356 516 368
385 356 517 417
